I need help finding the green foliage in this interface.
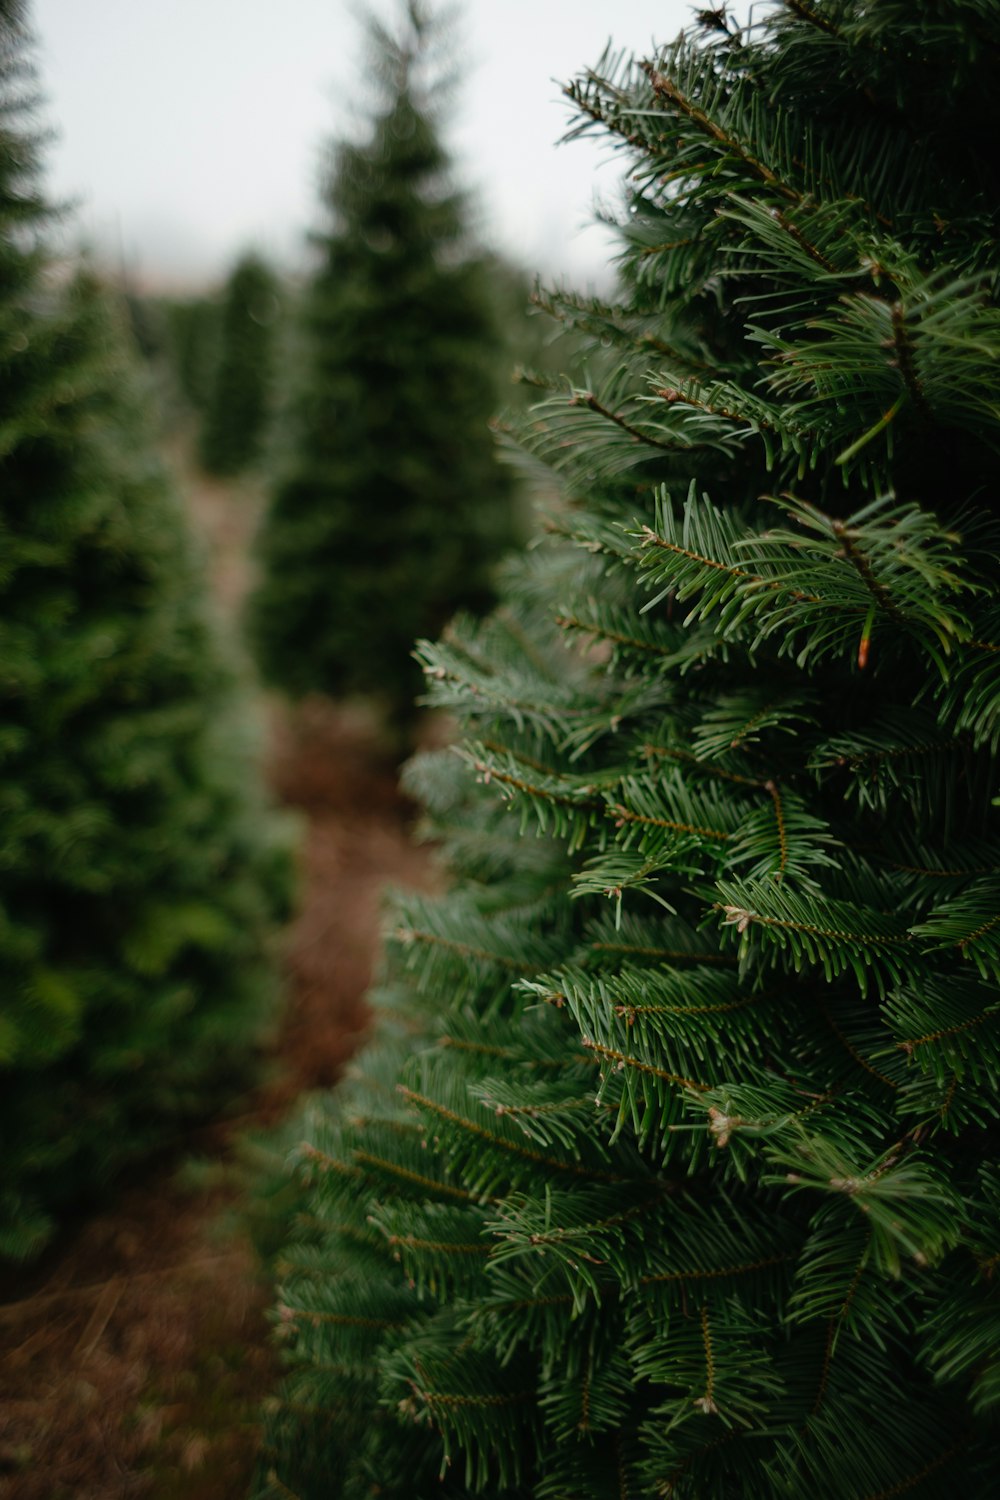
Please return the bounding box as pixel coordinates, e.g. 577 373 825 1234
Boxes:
157 294 221 412
0 3 292 1260
257 3 1000 1495
249 1 518 729
198 251 280 475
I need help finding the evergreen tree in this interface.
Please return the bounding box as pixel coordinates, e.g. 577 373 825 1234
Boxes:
256 3 1000 1496
160 291 220 413
199 250 279 475
0 0 291 1261
248 1 517 729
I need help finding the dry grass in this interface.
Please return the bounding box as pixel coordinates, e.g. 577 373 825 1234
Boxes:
0 1176 270 1499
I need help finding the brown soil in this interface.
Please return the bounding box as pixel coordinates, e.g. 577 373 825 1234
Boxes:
267 698 437 1097
0 442 438 1498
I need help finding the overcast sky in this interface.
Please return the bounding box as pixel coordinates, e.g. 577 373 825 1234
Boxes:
29 0 712 291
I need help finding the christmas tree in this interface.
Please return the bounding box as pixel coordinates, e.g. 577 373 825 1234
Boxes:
199 250 279 475
0 0 291 1261
256 3 1000 1495
159 291 219 414
248 1 517 731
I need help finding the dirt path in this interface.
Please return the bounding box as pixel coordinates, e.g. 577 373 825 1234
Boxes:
0 445 436 1498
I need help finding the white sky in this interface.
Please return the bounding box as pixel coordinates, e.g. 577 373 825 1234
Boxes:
29 0 706 291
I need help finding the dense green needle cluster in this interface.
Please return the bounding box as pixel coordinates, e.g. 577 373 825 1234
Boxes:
257 3 1000 1495
199 251 279 475
248 2 517 729
0 0 291 1260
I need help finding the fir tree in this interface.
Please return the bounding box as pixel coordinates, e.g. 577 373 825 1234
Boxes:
160 291 219 413
199 250 279 475
0 0 291 1260
257 4 1000 1496
248 1 517 730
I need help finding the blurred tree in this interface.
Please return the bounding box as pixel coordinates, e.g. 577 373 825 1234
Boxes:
199 251 280 475
122 286 164 364
248 0 517 736
0 0 292 1261
159 293 220 412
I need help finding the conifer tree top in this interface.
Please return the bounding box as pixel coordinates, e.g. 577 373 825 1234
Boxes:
249 0 516 725
320 1 470 263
